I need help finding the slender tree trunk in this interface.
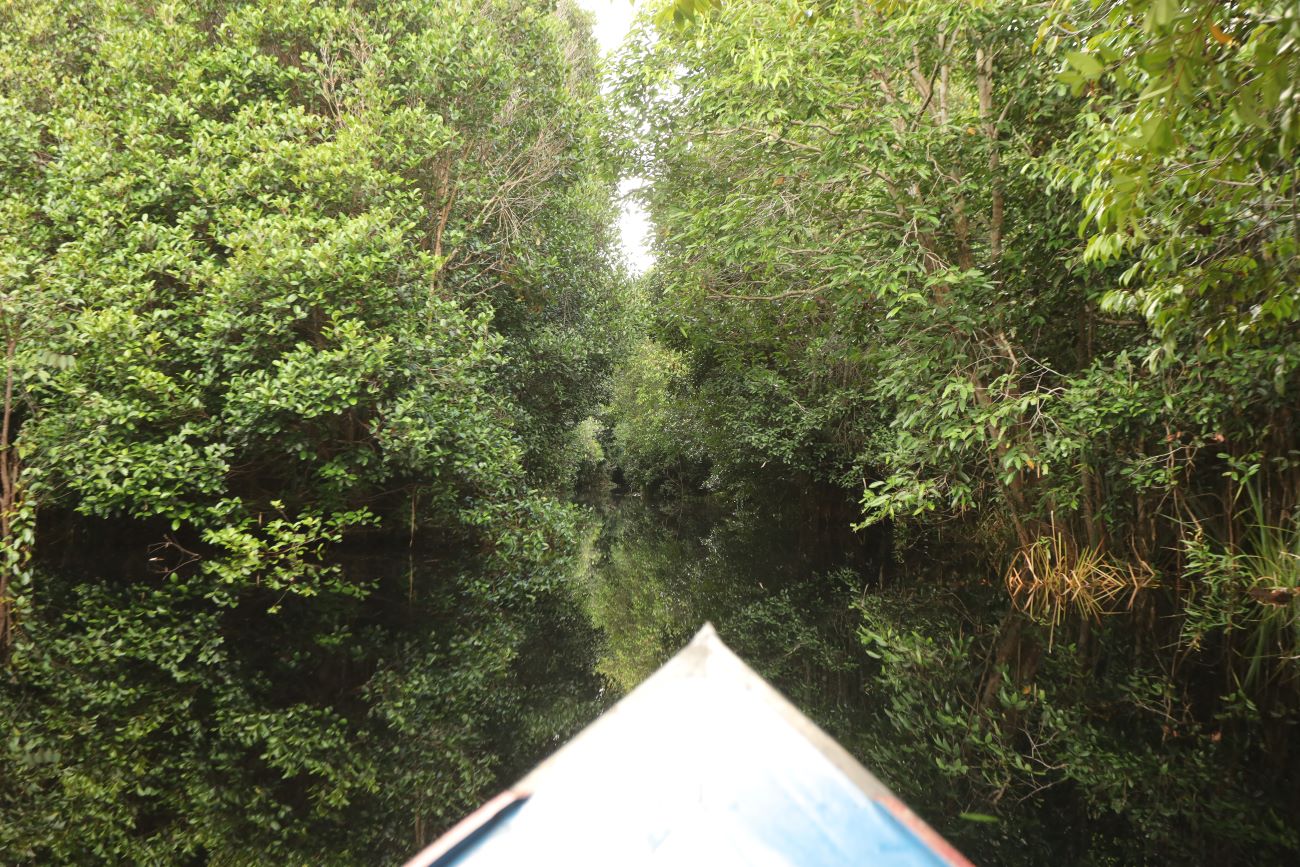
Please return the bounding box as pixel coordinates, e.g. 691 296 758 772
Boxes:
1 332 21 657
976 47 1003 263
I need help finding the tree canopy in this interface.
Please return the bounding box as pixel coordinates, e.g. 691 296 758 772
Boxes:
608 0 1300 860
2 0 1299 863
1 1 620 861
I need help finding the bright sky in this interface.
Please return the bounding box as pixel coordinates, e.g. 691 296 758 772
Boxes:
575 0 640 55
573 0 654 275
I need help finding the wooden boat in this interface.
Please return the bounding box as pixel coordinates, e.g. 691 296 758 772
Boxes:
404 624 974 866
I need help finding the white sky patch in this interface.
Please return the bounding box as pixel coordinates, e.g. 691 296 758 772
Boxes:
575 0 640 56
617 177 653 275
574 0 654 275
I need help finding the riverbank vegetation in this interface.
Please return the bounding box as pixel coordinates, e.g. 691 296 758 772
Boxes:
607 0 1299 862
1 1 619 861
2 0 1298 864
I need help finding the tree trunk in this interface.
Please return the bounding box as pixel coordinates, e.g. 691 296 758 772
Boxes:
1 333 21 657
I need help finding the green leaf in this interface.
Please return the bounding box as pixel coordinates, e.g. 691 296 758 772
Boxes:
1232 94 1266 128
1139 114 1174 153
1136 49 1171 74
1148 0 1177 30
1065 51 1104 81
959 812 1000 823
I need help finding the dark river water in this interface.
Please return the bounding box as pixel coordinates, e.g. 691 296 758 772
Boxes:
561 491 1196 865
574 489 879 721
20 490 1281 863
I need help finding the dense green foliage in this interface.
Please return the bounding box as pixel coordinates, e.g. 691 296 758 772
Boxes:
4 0 1298 863
0 0 619 861
583 491 1284 863
609 0 1300 861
